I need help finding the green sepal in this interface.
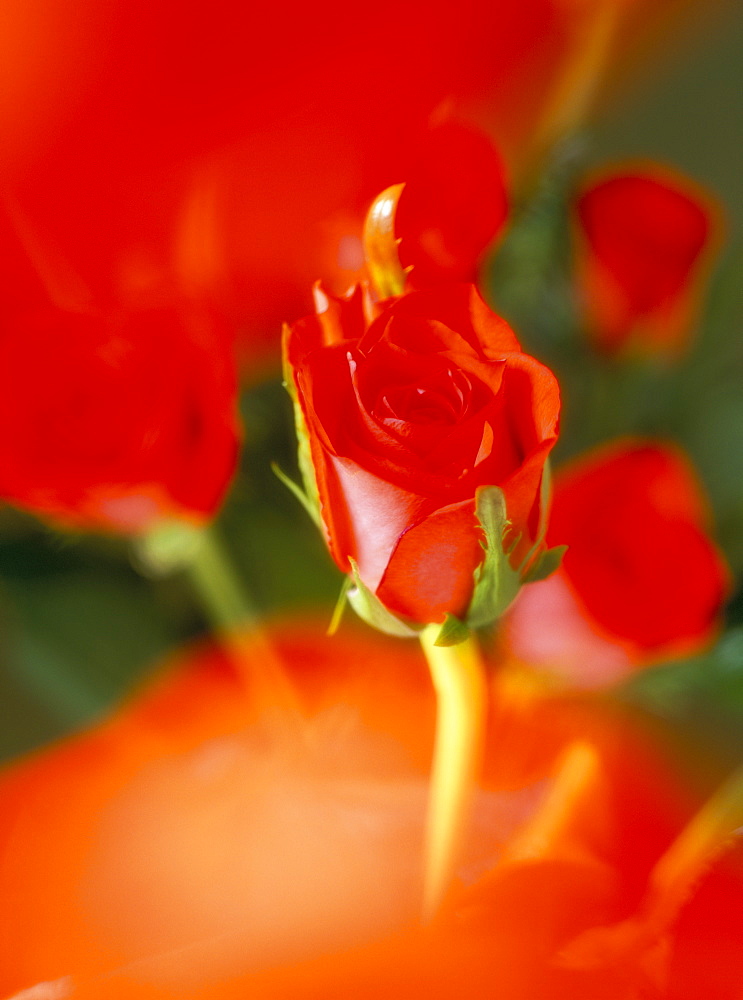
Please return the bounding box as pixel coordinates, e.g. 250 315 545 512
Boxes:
327 576 351 636
465 486 523 629
346 558 421 638
523 544 568 584
433 613 471 647
281 323 323 526
271 462 322 529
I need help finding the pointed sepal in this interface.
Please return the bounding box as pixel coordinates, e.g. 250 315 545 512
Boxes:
466 486 524 629
346 557 422 638
523 544 568 584
280 322 323 526
433 614 472 647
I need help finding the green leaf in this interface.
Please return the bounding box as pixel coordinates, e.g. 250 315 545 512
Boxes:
346 558 421 638
271 462 322 528
433 613 471 647
466 486 523 629
523 544 568 584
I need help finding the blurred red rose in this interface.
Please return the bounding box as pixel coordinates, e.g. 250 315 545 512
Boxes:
394 121 510 289
362 122 509 300
0 1 715 368
285 284 560 625
573 166 720 356
506 440 730 685
1 623 741 999
0 299 239 531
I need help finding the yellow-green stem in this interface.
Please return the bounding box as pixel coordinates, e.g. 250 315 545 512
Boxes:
184 525 258 635
419 625 489 922
137 522 301 714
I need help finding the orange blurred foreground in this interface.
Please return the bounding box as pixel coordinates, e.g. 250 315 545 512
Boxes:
1 623 743 998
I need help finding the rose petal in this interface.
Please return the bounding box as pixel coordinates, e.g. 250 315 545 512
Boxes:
376 499 483 623
327 456 431 592
361 285 520 360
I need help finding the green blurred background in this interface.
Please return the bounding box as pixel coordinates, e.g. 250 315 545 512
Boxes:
0 5 742 775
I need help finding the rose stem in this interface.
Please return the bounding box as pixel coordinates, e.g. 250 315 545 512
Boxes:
419 624 489 922
137 523 302 714
641 761 743 932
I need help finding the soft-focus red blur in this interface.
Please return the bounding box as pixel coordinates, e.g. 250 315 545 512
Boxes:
395 121 509 288
0 0 716 370
505 440 730 687
0 297 239 533
574 166 721 356
1 623 742 998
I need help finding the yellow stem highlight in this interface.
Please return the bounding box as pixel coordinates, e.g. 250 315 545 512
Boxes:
419 625 489 922
644 761 743 932
559 761 743 975
505 740 602 864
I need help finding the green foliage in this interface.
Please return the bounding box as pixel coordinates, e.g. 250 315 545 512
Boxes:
0 562 171 758
618 628 743 777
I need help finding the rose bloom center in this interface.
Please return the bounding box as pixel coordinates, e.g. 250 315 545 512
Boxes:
373 368 473 426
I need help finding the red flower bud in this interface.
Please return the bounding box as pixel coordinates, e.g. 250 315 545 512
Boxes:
506 440 730 684
574 167 720 356
0 302 239 531
285 284 560 627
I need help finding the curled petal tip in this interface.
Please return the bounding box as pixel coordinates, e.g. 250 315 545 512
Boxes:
363 183 407 299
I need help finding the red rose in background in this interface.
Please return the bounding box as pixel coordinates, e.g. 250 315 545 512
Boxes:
0 1 714 368
286 284 560 625
574 167 720 356
395 121 509 288
0 301 239 531
362 122 509 301
506 440 729 685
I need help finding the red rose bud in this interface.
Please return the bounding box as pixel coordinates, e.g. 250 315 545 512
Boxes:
574 166 720 356
506 440 730 686
0 302 240 532
284 284 561 631
363 124 509 300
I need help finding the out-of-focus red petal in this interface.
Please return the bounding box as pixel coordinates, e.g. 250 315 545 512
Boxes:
574 166 721 356
0 301 239 531
395 121 509 288
509 440 730 674
666 843 743 1000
